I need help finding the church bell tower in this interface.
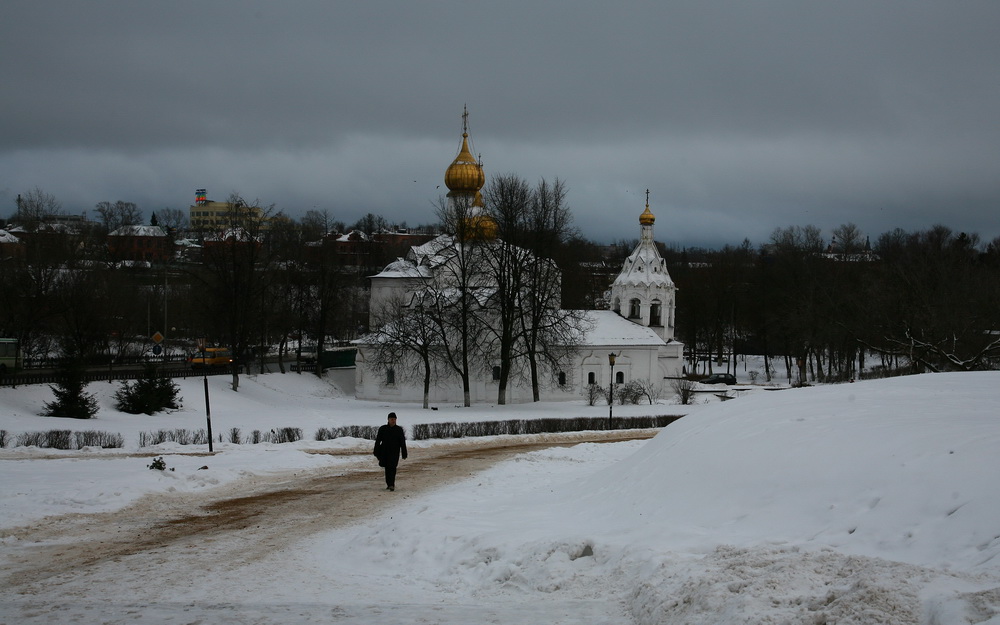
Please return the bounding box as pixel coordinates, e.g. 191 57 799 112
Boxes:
610 191 677 341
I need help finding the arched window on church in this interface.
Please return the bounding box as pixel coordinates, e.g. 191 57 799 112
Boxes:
650 300 662 326
492 366 501 381
588 371 596 385
386 368 395 386
558 371 567 386
628 299 641 319
616 371 625 384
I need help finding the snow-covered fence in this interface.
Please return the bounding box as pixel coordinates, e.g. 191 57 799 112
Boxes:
0 366 229 388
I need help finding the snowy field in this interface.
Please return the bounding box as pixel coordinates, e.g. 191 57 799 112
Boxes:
2 370 999 624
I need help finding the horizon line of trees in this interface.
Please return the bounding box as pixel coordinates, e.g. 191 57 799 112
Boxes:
667 224 1000 383
3 187 998 396
3 187 440 242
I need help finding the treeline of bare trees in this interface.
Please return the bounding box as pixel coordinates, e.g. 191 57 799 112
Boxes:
5 188 436 243
666 224 1000 383
366 175 589 407
1 186 590 397
5 187 998 392
0 193 378 390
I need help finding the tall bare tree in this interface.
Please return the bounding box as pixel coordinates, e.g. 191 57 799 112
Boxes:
12 188 61 230
155 207 188 233
193 193 277 391
427 194 492 407
480 174 533 403
831 222 866 255
520 179 586 400
485 176 586 401
95 201 143 234
368 291 441 408
301 209 334 241
352 212 389 236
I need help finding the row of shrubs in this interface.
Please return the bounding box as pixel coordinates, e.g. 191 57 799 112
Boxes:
0 427 311 450
316 425 379 441
0 417 681 450
409 415 682 440
138 427 309 446
0 429 126 449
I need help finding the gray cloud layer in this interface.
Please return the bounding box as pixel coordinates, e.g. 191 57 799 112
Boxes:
3 0 998 247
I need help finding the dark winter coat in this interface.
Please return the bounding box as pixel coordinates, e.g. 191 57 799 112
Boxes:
373 424 407 467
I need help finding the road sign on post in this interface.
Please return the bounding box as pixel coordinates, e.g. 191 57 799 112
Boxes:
152 331 164 344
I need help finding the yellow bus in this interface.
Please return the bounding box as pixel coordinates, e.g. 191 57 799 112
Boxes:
188 347 233 369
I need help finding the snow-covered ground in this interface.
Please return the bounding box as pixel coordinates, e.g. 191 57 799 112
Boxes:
2 370 999 624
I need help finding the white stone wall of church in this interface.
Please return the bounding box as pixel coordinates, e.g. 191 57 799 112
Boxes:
354 344 681 405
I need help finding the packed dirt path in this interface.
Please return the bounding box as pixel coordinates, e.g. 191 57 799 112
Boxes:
0 430 655 598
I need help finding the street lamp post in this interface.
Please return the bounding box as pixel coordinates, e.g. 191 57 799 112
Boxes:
199 342 214 453
608 352 616 430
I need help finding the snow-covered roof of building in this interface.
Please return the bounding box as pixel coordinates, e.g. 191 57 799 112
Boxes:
579 310 667 346
108 225 167 237
612 242 674 289
371 258 434 280
336 230 369 242
408 234 458 268
0 229 20 244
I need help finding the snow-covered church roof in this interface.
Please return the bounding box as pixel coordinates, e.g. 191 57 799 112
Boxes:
580 310 667 346
407 234 459 269
612 203 674 290
371 257 433 280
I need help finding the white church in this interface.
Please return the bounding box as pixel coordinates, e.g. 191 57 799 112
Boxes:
354 116 683 404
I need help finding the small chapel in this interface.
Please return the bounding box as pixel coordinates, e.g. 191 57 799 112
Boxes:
353 114 684 404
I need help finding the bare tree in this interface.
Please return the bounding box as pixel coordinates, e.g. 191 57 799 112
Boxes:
831 222 866 255
671 377 698 405
155 208 188 233
13 188 61 230
865 225 1000 372
301 209 334 240
633 378 666 404
193 193 277 391
517 178 588 401
367 292 441 409
480 174 533 404
352 212 389 236
428 194 491 407
95 201 143 234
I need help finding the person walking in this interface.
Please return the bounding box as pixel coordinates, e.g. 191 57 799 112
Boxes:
373 412 407 491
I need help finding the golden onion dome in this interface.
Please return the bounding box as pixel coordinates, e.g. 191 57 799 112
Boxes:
639 204 655 226
465 213 498 240
444 133 485 194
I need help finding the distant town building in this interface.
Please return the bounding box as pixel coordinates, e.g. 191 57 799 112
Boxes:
107 224 171 262
0 229 25 260
188 189 269 232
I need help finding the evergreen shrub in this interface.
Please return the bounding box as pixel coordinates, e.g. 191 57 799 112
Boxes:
115 365 182 415
43 359 98 419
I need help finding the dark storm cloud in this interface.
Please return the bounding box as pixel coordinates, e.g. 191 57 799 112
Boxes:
2 0 999 247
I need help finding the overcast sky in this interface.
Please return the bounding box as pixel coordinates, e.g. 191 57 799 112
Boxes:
3 1 998 248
